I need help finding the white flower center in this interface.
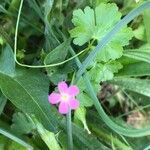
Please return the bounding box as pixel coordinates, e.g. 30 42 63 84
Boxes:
61 94 69 102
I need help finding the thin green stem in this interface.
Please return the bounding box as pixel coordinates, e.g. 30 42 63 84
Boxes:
65 72 76 150
66 109 73 150
14 0 87 68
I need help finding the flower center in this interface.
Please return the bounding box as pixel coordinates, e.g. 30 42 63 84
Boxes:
61 94 69 102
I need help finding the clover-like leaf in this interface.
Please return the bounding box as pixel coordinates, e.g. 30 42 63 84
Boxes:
70 3 133 62
70 6 95 46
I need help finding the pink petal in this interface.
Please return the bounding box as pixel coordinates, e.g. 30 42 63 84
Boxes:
68 85 79 96
58 81 68 93
48 93 60 104
69 98 80 109
59 102 69 114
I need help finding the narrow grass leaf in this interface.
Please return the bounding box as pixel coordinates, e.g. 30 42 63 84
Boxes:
109 77 150 97
123 49 150 64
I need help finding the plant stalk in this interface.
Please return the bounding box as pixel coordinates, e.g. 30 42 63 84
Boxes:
67 109 73 150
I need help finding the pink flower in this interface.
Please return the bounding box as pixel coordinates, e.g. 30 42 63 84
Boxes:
48 81 80 114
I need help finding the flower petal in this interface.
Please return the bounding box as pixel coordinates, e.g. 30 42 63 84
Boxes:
58 81 68 93
48 93 60 104
59 102 69 114
68 85 79 96
69 98 80 109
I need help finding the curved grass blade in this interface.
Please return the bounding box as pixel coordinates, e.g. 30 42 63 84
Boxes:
70 47 150 137
0 128 33 150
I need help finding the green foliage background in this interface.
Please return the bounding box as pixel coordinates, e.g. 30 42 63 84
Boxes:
1 0 150 149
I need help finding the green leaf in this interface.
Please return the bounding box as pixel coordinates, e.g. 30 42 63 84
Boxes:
109 77 150 97
74 107 91 134
90 124 132 150
7 141 27 150
70 4 120 46
118 56 139 65
133 24 146 41
117 62 150 76
8 0 21 14
70 3 133 62
123 49 150 64
77 61 122 97
44 40 70 84
76 92 93 107
26 0 43 20
33 117 62 150
58 131 80 150
11 112 35 135
70 6 95 46
70 25 150 138
44 40 70 64
89 61 123 82
0 44 15 75
0 120 33 150
0 70 59 131
0 92 7 115
0 135 9 149
96 42 123 62
0 45 59 131
0 25 13 46
43 0 54 21
75 1 150 80
143 9 150 44
72 123 109 150
0 134 35 150
60 117 109 149
0 36 3 45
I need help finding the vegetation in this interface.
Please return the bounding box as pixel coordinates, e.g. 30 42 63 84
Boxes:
0 0 150 149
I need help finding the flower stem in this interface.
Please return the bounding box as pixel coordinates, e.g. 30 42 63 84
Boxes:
66 109 73 150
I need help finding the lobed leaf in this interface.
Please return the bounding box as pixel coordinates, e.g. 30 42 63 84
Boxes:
70 3 133 62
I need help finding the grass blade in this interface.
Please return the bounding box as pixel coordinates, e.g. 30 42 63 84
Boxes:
0 128 33 150
123 49 150 63
70 47 150 137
